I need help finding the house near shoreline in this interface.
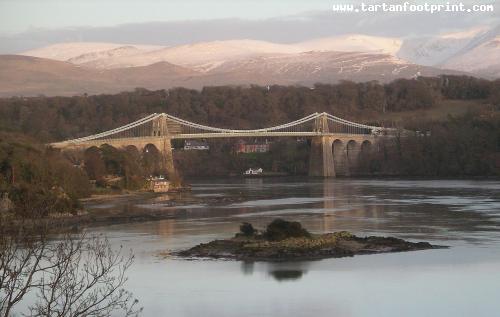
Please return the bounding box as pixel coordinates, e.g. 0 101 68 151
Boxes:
184 140 209 150
235 139 271 153
0 192 13 213
148 176 170 193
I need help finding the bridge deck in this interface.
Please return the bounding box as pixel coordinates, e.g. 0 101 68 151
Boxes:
49 112 397 149
51 132 379 149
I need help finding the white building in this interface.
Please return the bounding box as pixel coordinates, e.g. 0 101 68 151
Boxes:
244 168 263 175
184 140 209 150
148 176 170 193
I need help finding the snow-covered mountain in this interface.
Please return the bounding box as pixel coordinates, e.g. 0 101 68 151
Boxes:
3 27 497 97
298 35 402 55
397 25 500 77
67 46 151 65
441 25 500 78
17 36 461 83
76 40 302 71
20 35 405 71
201 51 452 87
0 50 465 97
444 37 500 78
19 27 499 79
398 37 473 66
22 42 162 62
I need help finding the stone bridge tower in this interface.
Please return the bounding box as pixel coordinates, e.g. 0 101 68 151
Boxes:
308 113 377 177
150 115 176 179
309 113 335 177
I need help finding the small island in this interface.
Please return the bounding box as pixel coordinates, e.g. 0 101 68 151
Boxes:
177 219 445 261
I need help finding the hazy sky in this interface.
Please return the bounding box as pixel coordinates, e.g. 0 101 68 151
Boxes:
0 0 498 53
1 0 334 33
1 0 496 33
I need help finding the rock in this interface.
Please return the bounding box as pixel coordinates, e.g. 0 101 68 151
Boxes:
176 220 446 262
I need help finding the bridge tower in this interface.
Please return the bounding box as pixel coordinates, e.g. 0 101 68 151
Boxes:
150 115 177 178
309 113 335 177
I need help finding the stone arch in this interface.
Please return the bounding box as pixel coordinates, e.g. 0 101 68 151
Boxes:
360 140 373 155
142 143 163 176
122 145 142 171
346 140 359 157
358 140 374 175
83 145 103 163
346 140 360 175
97 144 123 176
332 139 347 176
83 146 105 181
332 139 343 157
123 144 140 154
143 143 160 154
84 145 100 153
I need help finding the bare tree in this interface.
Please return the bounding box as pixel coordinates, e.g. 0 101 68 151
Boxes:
0 221 141 317
0 225 47 316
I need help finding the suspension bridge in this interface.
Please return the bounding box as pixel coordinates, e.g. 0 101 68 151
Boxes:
51 112 396 177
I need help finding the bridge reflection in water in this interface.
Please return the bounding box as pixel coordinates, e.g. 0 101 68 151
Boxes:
51 112 397 177
137 180 387 239
320 180 383 234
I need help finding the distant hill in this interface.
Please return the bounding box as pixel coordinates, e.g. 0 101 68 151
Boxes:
19 37 400 70
1 44 465 97
0 55 204 97
0 55 115 97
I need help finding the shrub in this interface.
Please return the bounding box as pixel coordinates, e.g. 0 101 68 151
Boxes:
265 219 311 241
239 222 256 236
8 184 79 217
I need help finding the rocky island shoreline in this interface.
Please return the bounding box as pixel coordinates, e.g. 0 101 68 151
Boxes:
177 219 446 261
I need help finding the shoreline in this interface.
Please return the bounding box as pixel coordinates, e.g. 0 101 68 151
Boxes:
184 175 500 182
3 206 179 234
3 191 180 234
4 176 498 234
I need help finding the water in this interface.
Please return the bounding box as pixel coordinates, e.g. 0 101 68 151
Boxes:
85 178 500 317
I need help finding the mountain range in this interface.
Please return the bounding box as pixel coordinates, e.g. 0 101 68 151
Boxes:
0 25 498 97
398 25 500 77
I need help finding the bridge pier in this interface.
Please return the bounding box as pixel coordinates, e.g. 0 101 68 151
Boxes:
153 138 177 178
136 138 177 178
309 136 335 177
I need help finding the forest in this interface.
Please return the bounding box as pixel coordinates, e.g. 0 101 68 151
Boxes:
0 75 498 142
0 75 499 217
0 133 91 217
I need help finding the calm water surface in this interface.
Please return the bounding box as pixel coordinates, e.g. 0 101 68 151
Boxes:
85 178 500 317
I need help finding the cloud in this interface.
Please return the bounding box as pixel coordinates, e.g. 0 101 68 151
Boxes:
1 9 498 54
